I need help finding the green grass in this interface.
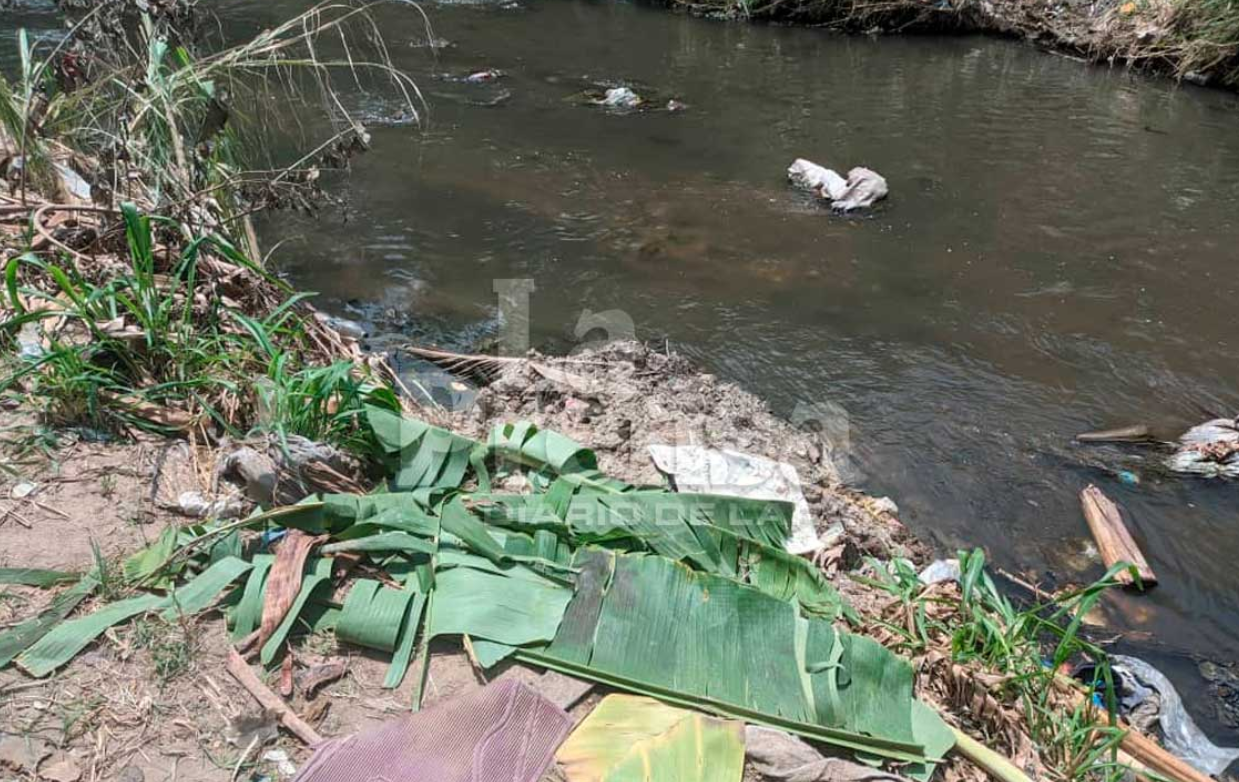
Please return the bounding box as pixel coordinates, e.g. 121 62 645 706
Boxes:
1166 0 1239 84
0 202 401 456
131 616 194 683
857 549 1131 782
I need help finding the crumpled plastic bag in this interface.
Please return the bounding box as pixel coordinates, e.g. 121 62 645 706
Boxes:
1112 655 1239 776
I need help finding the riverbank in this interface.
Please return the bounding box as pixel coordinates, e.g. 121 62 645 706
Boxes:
1 2 1234 782
664 0 1239 88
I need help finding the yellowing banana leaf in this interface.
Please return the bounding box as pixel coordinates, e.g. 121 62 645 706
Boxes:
557 694 744 782
0 567 78 587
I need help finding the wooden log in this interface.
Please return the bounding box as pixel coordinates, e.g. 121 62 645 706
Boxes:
1076 425 1153 443
1080 485 1156 587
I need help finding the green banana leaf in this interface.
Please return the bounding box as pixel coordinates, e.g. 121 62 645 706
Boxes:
0 567 78 587
18 593 164 677
557 694 745 782
159 557 253 621
518 550 944 762
486 420 598 475
427 553 572 649
16 557 255 677
0 574 98 668
366 406 480 490
231 555 274 641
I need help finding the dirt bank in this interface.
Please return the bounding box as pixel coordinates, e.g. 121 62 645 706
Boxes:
0 342 931 782
663 0 1239 89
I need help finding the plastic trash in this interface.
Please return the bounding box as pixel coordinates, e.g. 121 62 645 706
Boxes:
1111 655 1239 776
600 87 641 108
1166 417 1239 478
648 444 822 555
787 159 888 211
918 559 961 586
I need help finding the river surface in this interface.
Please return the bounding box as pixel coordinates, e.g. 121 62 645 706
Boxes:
7 0 1239 736
253 0 1239 719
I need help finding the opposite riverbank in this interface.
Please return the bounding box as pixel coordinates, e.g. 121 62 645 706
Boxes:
664 0 1239 88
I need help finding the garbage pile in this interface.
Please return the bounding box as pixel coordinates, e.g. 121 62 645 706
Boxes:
788 158 889 211
0 406 956 782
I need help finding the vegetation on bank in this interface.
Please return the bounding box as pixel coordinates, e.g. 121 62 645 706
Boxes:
667 0 1239 87
0 1 420 458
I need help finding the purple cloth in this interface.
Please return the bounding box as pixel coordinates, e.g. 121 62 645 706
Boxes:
293 679 572 782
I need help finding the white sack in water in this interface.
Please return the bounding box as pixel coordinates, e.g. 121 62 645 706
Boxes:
787 159 888 210
647 444 823 555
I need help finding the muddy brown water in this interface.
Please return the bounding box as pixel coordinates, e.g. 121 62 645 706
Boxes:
7 0 1239 739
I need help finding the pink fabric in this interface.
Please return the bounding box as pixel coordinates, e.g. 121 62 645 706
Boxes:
293 679 572 782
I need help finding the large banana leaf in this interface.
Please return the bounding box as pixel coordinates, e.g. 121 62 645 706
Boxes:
518 550 942 762
428 553 572 649
557 694 745 782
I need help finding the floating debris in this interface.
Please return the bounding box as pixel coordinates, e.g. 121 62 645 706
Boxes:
1166 417 1239 478
598 86 642 108
787 158 889 211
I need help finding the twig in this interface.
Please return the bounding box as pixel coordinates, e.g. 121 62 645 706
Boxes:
226 648 323 746
31 499 70 519
0 503 33 528
230 734 260 782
